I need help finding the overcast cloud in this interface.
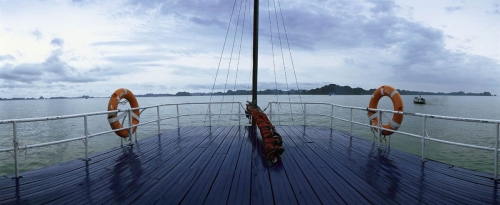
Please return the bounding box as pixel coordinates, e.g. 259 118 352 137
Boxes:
0 0 499 99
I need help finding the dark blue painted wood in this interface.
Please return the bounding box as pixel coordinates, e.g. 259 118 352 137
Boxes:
302 126 500 204
1 125 499 204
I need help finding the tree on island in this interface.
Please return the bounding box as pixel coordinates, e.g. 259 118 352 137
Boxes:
175 91 191 96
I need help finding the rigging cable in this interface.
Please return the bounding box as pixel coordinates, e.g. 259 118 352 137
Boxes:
231 0 250 123
267 0 282 123
246 0 254 103
272 0 295 125
277 0 304 108
218 0 245 125
205 0 238 126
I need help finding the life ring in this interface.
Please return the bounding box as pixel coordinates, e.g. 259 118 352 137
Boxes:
367 85 404 136
107 88 140 138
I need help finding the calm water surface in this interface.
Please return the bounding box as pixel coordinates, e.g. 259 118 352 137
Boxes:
0 95 499 176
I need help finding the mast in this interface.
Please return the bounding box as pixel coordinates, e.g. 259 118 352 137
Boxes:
252 0 258 104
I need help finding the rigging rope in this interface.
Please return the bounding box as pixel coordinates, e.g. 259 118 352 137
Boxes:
206 0 302 127
267 0 282 124
271 0 295 125
230 0 250 123
218 0 246 125
277 0 304 108
205 0 238 126
247 0 254 102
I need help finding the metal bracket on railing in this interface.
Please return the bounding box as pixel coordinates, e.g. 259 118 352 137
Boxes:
80 132 92 162
9 141 28 159
119 100 128 105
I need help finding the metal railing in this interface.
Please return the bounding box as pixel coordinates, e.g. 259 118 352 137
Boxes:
265 101 500 180
0 101 245 178
2 101 499 180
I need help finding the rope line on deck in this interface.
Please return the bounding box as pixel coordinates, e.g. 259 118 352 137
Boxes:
246 101 284 165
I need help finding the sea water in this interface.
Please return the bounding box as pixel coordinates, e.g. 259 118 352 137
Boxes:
0 95 499 176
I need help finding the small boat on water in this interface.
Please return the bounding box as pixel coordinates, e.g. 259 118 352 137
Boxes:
413 95 426 104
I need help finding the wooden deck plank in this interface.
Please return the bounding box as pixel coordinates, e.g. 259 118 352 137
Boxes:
146 126 232 204
304 126 499 204
180 127 238 204
284 126 407 204
267 164 298 205
1 125 499 204
227 127 253 205
35 127 207 204
136 127 232 205
301 126 461 204
48 126 211 205
332 128 494 183
282 126 382 204
277 126 369 204
205 127 247 204
322 129 499 191
279 127 350 204
249 128 274 205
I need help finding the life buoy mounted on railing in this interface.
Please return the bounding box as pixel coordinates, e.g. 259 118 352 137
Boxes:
367 85 404 136
107 88 140 138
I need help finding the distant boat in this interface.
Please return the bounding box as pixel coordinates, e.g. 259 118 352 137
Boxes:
413 95 426 104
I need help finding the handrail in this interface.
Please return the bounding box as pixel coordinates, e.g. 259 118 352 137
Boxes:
1 101 245 178
2 100 499 180
265 101 500 180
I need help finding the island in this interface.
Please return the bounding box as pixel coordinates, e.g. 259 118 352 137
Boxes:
0 84 494 100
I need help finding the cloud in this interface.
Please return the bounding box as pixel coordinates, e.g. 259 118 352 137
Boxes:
0 54 15 61
32 28 43 40
0 49 103 84
189 16 226 28
169 65 216 76
184 81 324 92
445 6 462 13
126 0 245 34
0 63 43 83
1 0 498 98
104 54 174 64
50 38 64 47
255 1 408 51
90 41 139 46
369 0 400 14
492 3 500 15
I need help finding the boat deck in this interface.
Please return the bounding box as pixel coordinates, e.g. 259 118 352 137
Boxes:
0 126 498 204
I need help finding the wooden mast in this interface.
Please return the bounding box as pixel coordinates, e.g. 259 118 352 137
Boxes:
252 0 258 105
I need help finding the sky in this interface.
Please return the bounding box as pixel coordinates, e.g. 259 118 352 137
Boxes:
0 0 499 98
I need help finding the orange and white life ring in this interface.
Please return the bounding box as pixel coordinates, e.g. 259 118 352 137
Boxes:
367 85 404 136
107 88 140 138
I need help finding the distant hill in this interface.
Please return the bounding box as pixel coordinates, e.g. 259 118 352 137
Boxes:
303 84 493 96
0 83 494 100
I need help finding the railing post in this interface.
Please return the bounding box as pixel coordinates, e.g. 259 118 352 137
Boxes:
120 111 123 146
128 109 133 145
422 116 427 161
269 103 273 122
377 110 381 148
13 122 19 178
135 125 138 142
238 103 241 126
350 107 353 136
330 105 334 129
156 106 161 135
84 116 89 161
303 104 307 127
495 122 499 180
176 104 180 128
208 104 212 127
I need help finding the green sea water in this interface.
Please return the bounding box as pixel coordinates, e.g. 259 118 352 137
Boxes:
0 95 499 176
